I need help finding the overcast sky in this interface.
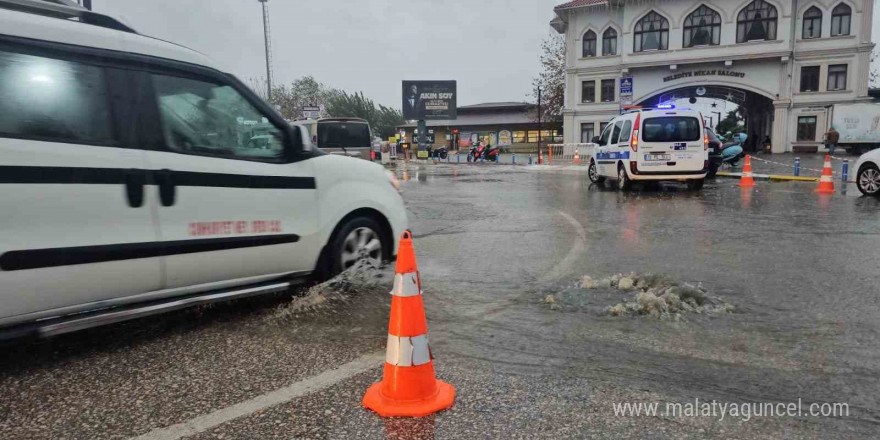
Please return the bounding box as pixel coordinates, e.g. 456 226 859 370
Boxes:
95 0 878 109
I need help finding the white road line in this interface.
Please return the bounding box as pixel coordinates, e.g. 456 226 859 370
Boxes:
129 351 384 440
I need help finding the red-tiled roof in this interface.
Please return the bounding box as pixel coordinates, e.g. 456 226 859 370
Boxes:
554 0 606 11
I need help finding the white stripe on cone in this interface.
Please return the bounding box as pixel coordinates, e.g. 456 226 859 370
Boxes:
390 272 421 297
385 334 432 366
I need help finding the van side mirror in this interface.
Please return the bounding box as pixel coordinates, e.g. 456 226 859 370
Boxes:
285 125 305 158
591 136 601 144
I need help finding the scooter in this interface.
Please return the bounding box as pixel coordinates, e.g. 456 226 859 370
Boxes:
434 147 448 160
472 143 487 162
485 145 501 162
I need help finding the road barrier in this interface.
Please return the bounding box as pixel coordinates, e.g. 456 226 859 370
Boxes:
362 231 455 418
546 143 596 165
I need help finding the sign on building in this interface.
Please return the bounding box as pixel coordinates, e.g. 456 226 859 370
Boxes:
619 76 634 113
402 80 457 120
498 130 512 146
302 105 321 119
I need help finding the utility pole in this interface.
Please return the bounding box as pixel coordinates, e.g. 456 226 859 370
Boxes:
537 87 542 164
258 0 274 101
82 0 92 10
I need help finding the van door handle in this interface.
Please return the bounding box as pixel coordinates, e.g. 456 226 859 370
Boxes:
155 169 176 207
125 169 146 208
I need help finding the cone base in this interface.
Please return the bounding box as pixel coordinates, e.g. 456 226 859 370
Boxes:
362 380 455 418
737 181 755 188
815 187 835 194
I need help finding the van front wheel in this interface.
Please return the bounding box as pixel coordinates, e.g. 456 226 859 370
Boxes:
589 161 605 183
617 166 632 191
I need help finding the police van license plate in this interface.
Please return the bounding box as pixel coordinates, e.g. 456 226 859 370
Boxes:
645 153 670 161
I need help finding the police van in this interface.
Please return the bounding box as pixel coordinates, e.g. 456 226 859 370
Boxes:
588 106 709 190
0 0 407 338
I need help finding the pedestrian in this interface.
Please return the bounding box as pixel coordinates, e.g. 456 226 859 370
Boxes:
825 126 839 156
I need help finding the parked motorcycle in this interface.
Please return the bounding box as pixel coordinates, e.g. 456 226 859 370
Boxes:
485 144 501 162
721 143 744 166
434 147 448 160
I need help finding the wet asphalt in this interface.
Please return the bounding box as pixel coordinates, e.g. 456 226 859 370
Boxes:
2 160 879 439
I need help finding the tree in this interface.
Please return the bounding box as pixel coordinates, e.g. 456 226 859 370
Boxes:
247 76 338 120
531 32 566 123
715 109 744 136
326 91 405 139
871 48 878 88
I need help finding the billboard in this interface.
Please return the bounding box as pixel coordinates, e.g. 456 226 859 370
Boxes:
402 80 457 120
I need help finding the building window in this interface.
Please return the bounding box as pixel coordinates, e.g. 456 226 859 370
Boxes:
797 116 817 141
599 122 609 135
827 64 847 91
602 28 618 56
582 30 597 57
802 7 822 39
581 80 596 103
683 5 721 47
527 131 539 143
800 66 820 92
601 79 615 102
737 0 778 43
831 3 851 36
634 11 669 52
580 123 595 143
513 131 526 143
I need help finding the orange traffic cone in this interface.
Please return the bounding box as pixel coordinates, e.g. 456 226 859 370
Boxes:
737 155 756 188
573 148 581 165
815 155 835 194
539 149 544 165
362 231 455 417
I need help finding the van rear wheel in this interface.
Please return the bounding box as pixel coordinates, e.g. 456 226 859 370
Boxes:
687 179 705 190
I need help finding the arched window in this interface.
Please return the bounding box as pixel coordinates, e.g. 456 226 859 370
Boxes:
602 28 618 56
582 30 597 57
831 3 852 36
683 5 722 47
737 0 778 43
634 11 669 52
802 7 822 39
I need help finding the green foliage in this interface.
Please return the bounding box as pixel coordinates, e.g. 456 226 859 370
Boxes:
715 109 744 136
326 91 405 139
531 32 566 122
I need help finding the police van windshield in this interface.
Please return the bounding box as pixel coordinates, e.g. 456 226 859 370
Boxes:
317 121 370 149
642 117 701 142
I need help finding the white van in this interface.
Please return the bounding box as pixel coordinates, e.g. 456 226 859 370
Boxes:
0 1 407 338
588 106 709 190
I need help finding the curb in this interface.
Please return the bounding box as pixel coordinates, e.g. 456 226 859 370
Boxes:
716 171 819 182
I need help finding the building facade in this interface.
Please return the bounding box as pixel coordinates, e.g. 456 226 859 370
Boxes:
551 0 875 152
398 102 562 153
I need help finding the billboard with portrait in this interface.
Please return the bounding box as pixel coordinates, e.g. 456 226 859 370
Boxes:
402 81 457 120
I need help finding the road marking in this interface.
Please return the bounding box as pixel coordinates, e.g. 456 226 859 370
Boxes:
540 211 587 282
129 351 384 440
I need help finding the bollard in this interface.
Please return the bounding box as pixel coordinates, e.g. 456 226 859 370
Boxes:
842 159 849 183
512 153 516 165
528 154 532 165
794 157 800 177
457 153 460 163
495 153 499 164
480 154 484 163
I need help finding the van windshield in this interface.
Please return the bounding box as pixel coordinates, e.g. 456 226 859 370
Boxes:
642 117 701 142
317 121 370 149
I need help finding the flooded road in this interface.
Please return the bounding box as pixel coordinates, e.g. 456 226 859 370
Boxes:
2 161 878 439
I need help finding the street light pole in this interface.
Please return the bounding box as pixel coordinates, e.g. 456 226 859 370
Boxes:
537 87 542 164
258 0 273 101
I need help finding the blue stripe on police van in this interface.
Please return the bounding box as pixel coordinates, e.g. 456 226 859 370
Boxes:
595 151 631 160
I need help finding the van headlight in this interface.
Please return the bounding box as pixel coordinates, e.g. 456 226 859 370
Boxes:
385 170 401 192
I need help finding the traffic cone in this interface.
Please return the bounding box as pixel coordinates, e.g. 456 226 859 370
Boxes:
815 155 835 194
362 231 455 417
539 149 544 165
573 148 581 165
737 155 756 188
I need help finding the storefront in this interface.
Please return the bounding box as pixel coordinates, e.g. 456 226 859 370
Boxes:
397 102 563 153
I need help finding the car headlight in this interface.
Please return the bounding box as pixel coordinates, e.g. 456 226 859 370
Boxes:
385 170 401 192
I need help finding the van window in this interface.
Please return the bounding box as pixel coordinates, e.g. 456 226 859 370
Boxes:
618 120 633 143
317 121 370 150
0 50 114 145
642 117 701 142
598 122 614 146
611 121 624 144
151 74 285 160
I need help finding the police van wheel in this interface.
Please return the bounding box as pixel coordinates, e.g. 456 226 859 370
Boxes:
617 166 632 191
857 164 880 197
588 161 605 183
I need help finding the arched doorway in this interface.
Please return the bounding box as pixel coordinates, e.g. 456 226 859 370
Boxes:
637 85 775 153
